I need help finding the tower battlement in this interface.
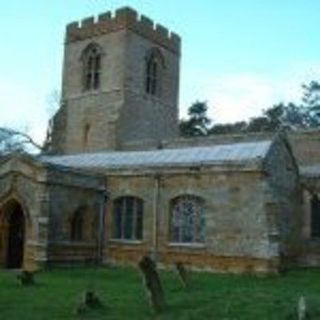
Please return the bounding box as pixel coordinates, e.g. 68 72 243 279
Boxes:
66 7 181 54
52 6 180 154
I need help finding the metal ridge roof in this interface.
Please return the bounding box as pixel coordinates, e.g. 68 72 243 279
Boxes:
300 165 320 178
40 140 272 171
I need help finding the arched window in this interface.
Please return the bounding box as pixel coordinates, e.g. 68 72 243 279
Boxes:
112 197 143 240
82 44 102 91
145 48 164 96
170 195 205 243
311 194 320 238
70 207 85 241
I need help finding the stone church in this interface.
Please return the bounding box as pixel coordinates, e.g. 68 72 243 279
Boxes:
0 7 320 273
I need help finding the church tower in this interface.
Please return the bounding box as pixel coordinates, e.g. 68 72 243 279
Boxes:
51 7 181 154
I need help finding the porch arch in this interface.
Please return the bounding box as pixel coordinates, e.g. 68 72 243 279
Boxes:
0 199 26 269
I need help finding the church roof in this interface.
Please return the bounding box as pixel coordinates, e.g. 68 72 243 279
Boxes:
40 140 272 171
300 165 320 178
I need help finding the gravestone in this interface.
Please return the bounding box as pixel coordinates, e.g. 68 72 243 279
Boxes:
17 270 34 286
138 256 166 312
175 262 189 288
297 296 309 320
82 290 101 308
75 290 102 315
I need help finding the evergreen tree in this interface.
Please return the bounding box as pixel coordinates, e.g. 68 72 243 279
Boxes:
179 101 212 137
302 81 320 127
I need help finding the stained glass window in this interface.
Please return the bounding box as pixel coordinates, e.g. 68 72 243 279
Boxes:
170 195 205 243
113 197 143 240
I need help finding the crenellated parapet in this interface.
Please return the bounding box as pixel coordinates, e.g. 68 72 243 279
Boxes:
66 7 181 54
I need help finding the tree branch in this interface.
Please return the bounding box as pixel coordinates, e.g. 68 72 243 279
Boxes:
0 127 43 152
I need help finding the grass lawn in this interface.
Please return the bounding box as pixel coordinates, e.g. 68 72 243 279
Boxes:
0 266 320 319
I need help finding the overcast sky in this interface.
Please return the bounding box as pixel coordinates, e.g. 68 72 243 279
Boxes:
1 0 319 144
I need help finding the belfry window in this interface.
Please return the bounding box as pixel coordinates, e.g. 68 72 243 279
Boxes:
82 44 102 91
145 48 164 96
146 57 159 95
311 194 320 238
112 197 143 240
170 195 205 244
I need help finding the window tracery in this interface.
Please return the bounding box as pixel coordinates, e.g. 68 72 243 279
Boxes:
82 44 102 91
145 48 164 96
170 195 205 243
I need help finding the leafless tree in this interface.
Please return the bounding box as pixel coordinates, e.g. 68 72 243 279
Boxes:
0 127 43 154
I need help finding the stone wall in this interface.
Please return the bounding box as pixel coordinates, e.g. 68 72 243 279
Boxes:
263 137 302 264
104 168 279 273
117 28 179 148
51 7 180 154
0 155 108 268
299 177 320 266
66 7 180 54
45 167 105 264
0 155 49 270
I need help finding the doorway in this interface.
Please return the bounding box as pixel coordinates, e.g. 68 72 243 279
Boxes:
3 201 25 269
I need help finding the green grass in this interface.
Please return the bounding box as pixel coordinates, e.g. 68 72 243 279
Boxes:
0 266 320 319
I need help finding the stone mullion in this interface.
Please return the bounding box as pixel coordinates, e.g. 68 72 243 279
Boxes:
178 202 183 243
121 200 126 239
132 199 137 240
90 61 94 90
192 202 197 243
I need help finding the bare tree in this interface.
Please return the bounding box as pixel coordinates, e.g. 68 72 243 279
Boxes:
46 89 61 118
0 127 43 154
42 89 63 153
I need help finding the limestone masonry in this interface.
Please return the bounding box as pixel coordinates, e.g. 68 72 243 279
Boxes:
0 7 320 273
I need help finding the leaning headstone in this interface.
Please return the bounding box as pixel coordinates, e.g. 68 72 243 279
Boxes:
17 270 34 286
138 255 166 313
175 262 189 288
83 290 101 308
297 296 308 320
75 290 102 315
